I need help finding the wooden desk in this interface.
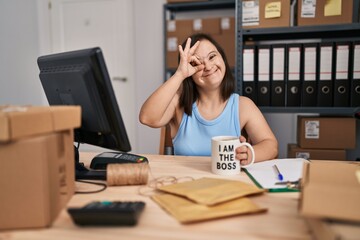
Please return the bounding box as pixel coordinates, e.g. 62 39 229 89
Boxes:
1 153 311 240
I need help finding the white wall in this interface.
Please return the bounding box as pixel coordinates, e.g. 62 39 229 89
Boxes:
133 0 165 154
0 0 359 159
0 0 45 106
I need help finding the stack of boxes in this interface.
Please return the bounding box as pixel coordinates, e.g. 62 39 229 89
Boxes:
288 116 356 160
0 105 81 230
166 16 236 69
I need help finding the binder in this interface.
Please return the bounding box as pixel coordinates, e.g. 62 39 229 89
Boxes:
302 43 318 106
257 45 271 106
271 44 286 106
242 45 257 104
317 42 334 107
286 44 302 106
351 41 360 107
334 42 351 107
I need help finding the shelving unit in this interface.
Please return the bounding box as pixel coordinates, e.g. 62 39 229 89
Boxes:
163 1 360 116
236 0 360 116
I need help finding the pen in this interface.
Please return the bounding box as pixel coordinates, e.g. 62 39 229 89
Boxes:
273 165 284 181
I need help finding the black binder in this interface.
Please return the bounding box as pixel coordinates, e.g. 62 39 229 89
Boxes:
242 45 257 104
317 42 334 107
351 41 360 107
334 42 351 107
286 44 302 106
271 44 286 106
257 45 271 106
302 43 318 106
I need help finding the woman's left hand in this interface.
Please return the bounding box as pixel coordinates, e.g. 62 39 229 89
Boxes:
235 136 253 166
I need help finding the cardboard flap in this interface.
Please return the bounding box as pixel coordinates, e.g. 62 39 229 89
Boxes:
0 105 81 142
300 161 360 223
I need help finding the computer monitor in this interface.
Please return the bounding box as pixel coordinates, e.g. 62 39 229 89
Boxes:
37 47 131 180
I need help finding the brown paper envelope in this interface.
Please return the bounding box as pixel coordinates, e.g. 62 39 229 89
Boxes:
152 193 267 224
158 177 264 205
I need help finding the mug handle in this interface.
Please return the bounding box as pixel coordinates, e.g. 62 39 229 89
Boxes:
239 142 255 168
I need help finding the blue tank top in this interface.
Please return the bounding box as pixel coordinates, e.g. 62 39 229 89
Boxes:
173 93 241 156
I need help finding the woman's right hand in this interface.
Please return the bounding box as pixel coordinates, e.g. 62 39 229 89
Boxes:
175 37 204 80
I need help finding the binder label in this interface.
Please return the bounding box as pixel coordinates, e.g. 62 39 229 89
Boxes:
258 48 270 81
273 48 285 81
243 49 254 81
320 46 332 80
305 120 319 139
288 47 301 81
336 45 349 80
304 47 316 81
354 45 360 79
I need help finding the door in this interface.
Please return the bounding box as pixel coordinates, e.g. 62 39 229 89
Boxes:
49 0 137 151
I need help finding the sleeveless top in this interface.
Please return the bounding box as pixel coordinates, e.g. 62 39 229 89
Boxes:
173 93 241 156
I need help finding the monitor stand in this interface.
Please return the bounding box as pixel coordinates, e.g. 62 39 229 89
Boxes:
74 145 106 180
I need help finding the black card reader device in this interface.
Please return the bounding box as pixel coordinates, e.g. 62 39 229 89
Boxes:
90 152 148 170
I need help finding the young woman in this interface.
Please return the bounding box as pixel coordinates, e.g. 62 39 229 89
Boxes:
139 33 278 164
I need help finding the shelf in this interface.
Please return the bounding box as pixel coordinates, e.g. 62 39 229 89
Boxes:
164 0 235 12
260 107 360 116
241 23 360 41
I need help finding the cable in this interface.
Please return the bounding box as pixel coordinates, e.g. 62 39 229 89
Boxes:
75 180 107 194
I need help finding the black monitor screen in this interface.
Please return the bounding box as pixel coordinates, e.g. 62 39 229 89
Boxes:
37 47 131 152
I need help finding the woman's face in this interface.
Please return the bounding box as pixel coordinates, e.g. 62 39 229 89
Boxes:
191 39 226 90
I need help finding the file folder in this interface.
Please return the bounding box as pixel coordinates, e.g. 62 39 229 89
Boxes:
271 44 286 106
334 42 351 107
302 43 318 106
317 43 334 107
257 45 271 106
351 41 360 107
242 45 257 104
286 44 302 106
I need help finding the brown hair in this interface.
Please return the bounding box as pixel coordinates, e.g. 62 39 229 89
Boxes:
179 33 235 116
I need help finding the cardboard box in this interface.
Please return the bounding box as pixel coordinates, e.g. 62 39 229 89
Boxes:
287 144 346 160
242 0 290 29
167 0 207 3
297 0 353 26
220 17 235 35
212 33 235 68
300 161 360 223
0 105 81 142
297 116 356 149
192 18 221 35
0 131 76 230
166 20 193 69
305 217 360 240
0 105 80 230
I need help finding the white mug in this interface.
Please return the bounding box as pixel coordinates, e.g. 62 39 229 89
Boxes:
211 136 255 175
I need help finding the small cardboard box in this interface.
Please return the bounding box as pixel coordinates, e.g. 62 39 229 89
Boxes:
212 33 235 68
192 18 221 35
166 19 193 69
0 105 81 230
0 105 81 142
300 161 360 223
297 116 356 149
297 0 353 26
167 0 207 3
287 144 346 160
242 0 290 29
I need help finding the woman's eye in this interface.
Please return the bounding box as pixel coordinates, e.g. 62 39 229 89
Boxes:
209 54 216 60
190 61 198 67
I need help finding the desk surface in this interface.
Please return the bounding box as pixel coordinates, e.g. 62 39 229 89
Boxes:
1 153 311 240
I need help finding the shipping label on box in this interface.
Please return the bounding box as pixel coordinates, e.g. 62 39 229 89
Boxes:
297 116 356 149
